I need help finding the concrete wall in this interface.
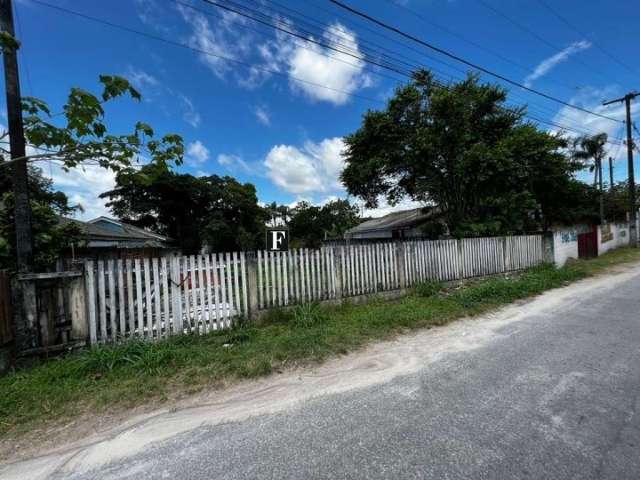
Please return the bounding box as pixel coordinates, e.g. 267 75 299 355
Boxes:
598 222 630 255
552 223 631 267
551 225 586 267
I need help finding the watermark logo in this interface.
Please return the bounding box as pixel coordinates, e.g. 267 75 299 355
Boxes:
266 228 289 251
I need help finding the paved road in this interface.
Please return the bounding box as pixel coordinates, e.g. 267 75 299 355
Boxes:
5 264 640 479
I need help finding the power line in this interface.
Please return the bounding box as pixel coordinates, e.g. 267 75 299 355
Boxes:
30 0 624 145
474 0 615 84
243 0 623 138
174 0 409 84
534 0 640 77
12 0 34 97
30 0 387 105
328 0 623 124
383 0 582 93
201 0 624 142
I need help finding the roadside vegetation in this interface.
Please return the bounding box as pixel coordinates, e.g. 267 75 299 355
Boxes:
1 247 639 440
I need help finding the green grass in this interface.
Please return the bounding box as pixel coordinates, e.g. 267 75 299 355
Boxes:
1 247 639 438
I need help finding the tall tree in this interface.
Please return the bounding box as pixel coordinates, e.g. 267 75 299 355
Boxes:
572 132 608 223
0 164 81 269
102 164 268 253
342 70 588 235
571 133 608 186
0 74 184 270
288 199 360 248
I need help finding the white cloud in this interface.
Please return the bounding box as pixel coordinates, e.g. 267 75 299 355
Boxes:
47 164 117 221
124 66 160 93
259 22 373 105
254 105 271 126
175 3 372 105
524 40 591 87
548 85 636 182
217 153 252 173
285 23 372 104
186 140 210 164
550 86 630 142
179 94 201 128
177 4 250 79
264 137 345 194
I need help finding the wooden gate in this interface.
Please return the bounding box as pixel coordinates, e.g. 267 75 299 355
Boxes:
578 226 598 259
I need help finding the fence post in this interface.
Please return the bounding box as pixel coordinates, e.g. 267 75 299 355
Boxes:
169 256 183 335
246 252 259 319
334 247 343 301
396 241 407 289
83 260 97 346
457 239 464 280
13 277 38 352
502 236 508 272
542 231 555 265
69 274 87 342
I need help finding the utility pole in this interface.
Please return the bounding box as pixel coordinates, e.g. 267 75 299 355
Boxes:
598 157 604 224
603 92 639 246
609 156 614 190
0 0 32 271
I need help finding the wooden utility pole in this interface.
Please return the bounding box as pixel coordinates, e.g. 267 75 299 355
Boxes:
0 0 32 271
598 157 604 224
603 92 639 246
609 156 614 190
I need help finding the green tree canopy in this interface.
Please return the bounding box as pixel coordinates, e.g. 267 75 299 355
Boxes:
571 133 608 186
287 199 360 248
342 70 594 235
0 165 81 269
101 163 268 253
0 74 184 270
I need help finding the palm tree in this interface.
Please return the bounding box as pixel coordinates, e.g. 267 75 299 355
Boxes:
572 133 608 187
572 133 608 223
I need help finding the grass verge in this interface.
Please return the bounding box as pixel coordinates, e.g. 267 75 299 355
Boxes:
1 247 639 439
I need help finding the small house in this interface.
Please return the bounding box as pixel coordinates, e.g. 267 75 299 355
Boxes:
60 216 177 261
345 207 444 240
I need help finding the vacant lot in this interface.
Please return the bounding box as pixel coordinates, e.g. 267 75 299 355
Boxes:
1 247 639 447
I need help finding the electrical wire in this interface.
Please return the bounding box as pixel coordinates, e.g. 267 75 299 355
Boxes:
383 0 582 93
199 0 625 142
328 0 623 124
30 0 625 145
474 0 616 84
30 0 388 106
534 0 640 77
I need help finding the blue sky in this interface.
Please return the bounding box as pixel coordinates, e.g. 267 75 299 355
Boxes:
5 0 640 220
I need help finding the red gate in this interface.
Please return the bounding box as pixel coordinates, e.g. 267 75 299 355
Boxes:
578 226 598 259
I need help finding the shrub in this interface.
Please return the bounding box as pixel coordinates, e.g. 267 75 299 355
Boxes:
293 302 327 327
413 280 443 298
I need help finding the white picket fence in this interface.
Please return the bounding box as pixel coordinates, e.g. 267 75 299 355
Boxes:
257 249 337 309
404 235 544 284
84 234 545 345
84 252 248 344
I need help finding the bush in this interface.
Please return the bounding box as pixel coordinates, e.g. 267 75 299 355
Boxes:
413 280 443 298
260 307 294 325
293 302 327 327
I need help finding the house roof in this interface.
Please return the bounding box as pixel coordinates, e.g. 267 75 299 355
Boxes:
346 207 440 234
59 216 171 247
88 216 170 242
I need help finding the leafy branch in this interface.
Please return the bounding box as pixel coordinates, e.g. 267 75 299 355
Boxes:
3 75 184 173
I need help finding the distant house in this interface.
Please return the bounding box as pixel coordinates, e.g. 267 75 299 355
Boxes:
345 207 444 241
60 216 177 260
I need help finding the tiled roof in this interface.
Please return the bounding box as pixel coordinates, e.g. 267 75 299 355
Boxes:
347 207 440 234
59 216 171 246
